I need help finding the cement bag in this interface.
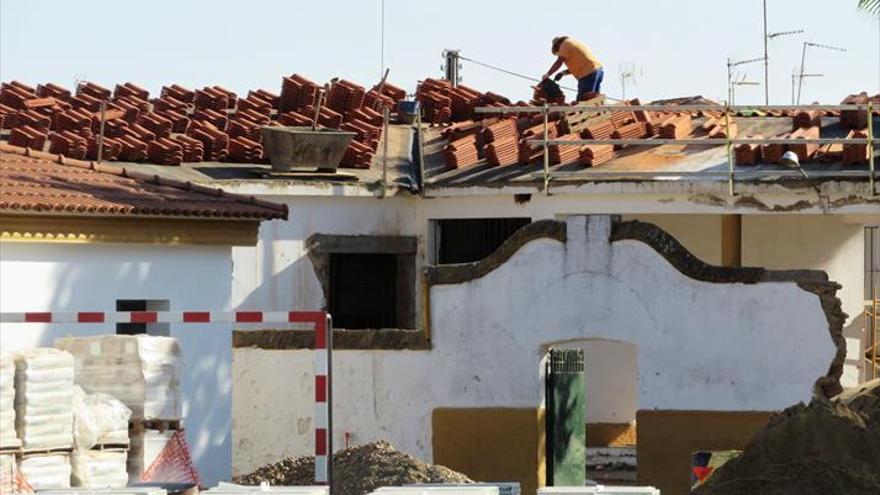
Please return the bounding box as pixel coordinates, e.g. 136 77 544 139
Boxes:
73 386 131 450
14 348 74 449
0 352 17 448
14 348 74 371
18 453 71 489
71 449 128 488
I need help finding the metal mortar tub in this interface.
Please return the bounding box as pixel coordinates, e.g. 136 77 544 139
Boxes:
261 126 356 172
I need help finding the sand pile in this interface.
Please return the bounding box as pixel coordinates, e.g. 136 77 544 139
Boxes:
692 379 880 495
234 441 473 495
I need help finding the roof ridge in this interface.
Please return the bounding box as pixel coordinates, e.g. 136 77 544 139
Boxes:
0 143 288 216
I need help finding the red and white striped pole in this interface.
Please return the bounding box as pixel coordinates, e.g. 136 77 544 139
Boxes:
0 309 334 486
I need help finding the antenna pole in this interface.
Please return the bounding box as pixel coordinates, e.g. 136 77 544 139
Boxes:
797 42 807 105
763 0 769 104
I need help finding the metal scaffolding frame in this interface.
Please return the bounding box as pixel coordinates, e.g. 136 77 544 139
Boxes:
472 102 876 196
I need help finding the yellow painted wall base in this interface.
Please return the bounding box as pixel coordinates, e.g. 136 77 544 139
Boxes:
432 407 545 495
636 409 773 495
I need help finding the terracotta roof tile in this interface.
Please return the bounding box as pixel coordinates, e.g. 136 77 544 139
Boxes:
0 143 287 220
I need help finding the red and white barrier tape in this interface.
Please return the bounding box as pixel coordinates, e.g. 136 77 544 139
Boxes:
0 309 334 486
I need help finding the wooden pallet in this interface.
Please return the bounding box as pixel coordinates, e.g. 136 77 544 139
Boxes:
20 445 73 456
130 418 182 433
91 441 130 451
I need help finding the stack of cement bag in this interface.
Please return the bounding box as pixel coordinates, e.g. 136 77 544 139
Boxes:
55 335 182 420
14 348 75 449
0 352 18 450
14 348 75 489
71 387 132 487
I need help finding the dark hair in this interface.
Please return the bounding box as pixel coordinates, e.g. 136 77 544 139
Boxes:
551 36 568 55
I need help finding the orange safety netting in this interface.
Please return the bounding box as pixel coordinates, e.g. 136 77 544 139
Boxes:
140 429 202 487
0 464 34 495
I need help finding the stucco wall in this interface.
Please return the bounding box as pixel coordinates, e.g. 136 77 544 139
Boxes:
0 242 234 485
231 215 836 476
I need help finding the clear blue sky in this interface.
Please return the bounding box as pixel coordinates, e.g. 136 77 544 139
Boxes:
1 0 877 104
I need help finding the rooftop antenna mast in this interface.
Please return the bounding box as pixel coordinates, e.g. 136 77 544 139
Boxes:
796 41 846 104
727 56 764 105
442 49 462 87
618 63 642 101
762 0 803 104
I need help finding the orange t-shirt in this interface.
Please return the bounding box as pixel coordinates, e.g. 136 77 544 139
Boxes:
558 38 602 79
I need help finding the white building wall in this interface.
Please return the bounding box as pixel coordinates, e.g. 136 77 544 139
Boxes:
231 215 836 475
0 242 233 485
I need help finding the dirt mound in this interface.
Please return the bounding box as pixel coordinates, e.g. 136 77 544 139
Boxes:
234 441 473 495
692 380 880 495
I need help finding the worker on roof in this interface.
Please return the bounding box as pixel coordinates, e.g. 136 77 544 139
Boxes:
542 36 604 101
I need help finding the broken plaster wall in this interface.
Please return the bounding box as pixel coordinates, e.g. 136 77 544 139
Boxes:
232 215 838 476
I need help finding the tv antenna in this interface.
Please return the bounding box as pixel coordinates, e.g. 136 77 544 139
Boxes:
762 0 803 104
730 73 760 106
796 41 846 104
618 63 642 100
790 67 823 105
727 56 764 105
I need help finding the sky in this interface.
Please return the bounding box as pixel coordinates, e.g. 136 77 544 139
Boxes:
1 0 878 105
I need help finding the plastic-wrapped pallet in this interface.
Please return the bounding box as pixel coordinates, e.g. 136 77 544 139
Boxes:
72 449 129 488
73 387 132 449
0 352 19 449
19 453 72 489
55 335 182 420
127 428 174 484
14 348 75 449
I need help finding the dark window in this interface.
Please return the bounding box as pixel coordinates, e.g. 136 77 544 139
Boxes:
436 218 531 264
329 253 398 329
116 299 170 336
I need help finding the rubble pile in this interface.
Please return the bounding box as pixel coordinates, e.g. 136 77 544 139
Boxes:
234 440 473 495
692 379 880 495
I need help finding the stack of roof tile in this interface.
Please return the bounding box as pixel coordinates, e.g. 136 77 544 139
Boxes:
86 136 123 161
228 136 263 163
22 97 59 113
228 117 262 142
300 105 343 129
735 135 764 166
327 80 366 114
153 96 188 113
1 81 37 109
793 109 821 129
449 85 483 121
0 104 17 128
376 82 406 102
549 134 582 164
840 93 869 129
188 121 228 161
581 119 615 140
193 108 228 130
788 126 819 161
248 89 280 109
236 109 270 126
118 135 148 161
485 136 519 166
277 111 312 127
93 117 128 138
171 135 205 162
579 144 615 167
114 98 144 123
611 121 652 144
53 108 91 135
341 119 382 147
238 96 273 117
113 82 149 102
363 89 396 112
518 122 559 164
49 130 88 159
417 78 453 124
610 107 635 128
483 118 518 144
71 92 103 112
160 84 195 105
340 139 375 168
125 123 156 143
762 132 789 163
156 109 190 134
8 125 48 150
346 106 384 127
842 129 869 165
194 87 230 111
280 74 320 112
15 110 52 132
36 83 72 101
147 137 184 165
658 114 692 139
77 82 111 100
139 113 173 139
444 134 480 168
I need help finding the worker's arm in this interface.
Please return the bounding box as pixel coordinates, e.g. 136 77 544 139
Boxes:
542 57 565 80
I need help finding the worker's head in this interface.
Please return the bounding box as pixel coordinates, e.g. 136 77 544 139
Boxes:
551 36 568 55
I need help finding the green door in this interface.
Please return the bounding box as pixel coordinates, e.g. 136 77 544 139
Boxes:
545 348 586 486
